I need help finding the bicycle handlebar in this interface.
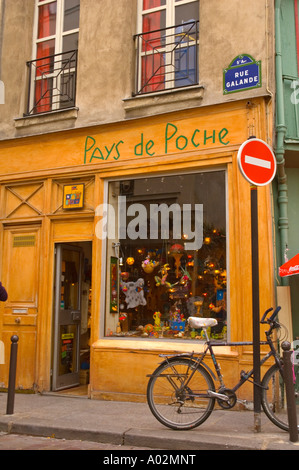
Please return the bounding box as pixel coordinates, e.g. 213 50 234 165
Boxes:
260 306 281 324
260 307 273 323
269 306 281 322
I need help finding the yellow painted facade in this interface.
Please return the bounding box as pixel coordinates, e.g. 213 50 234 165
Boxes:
0 97 275 402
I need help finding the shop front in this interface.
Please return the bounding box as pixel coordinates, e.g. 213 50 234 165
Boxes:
0 97 275 402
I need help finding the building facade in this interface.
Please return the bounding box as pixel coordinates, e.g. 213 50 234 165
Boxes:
0 0 278 403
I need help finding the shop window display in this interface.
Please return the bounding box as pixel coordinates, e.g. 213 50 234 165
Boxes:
104 172 227 341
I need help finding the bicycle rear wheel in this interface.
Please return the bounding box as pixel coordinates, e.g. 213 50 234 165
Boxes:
147 358 215 430
261 363 299 432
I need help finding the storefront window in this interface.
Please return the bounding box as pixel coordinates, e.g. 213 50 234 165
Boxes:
104 171 227 341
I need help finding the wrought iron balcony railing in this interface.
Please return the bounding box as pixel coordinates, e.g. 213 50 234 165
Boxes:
134 20 199 96
25 49 78 116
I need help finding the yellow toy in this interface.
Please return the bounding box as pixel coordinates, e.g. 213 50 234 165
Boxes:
153 311 161 330
155 264 171 287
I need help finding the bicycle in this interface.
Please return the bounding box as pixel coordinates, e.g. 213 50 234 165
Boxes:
147 306 299 431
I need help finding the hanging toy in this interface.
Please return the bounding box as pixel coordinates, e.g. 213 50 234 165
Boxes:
121 278 147 309
121 284 128 293
120 272 130 281
179 266 192 285
142 255 159 274
155 264 172 287
169 244 185 278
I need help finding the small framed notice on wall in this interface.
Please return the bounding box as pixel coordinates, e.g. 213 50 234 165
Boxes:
63 184 85 209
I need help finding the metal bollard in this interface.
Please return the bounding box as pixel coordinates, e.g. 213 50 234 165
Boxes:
6 335 19 415
282 341 298 442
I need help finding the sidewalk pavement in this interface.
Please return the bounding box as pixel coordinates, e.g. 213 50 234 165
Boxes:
0 391 298 451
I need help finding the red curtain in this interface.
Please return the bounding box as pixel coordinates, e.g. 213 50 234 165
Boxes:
143 0 164 9
142 1 165 92
35 2 56 112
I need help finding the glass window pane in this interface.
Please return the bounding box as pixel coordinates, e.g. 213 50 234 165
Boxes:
142 10 166 33
38 1 57 39
36 39 55 75
36 39 55 59
104 172 227 341
59 72 76 108
143 0 166 10
63 0 80 32
59 325 78 375
61 249 80 310
63 32 79 52
141 54 165 92
34 77 53 113
175 1 199 24
175 44 197 86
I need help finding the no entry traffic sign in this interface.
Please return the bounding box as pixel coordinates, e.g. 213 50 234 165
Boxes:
237 138 276 186
237 137 277 431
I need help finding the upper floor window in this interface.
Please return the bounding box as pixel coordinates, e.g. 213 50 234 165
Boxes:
135 0 199 95
26 0 80 115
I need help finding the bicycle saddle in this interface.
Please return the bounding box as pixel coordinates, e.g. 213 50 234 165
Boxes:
188 317 218 329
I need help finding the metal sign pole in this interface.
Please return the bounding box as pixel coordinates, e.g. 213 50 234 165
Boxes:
251 185 261 432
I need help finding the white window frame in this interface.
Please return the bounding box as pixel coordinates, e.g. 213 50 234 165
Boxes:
29 0 79 113
137 0 199 30
33 0 80 61
136 0 199 94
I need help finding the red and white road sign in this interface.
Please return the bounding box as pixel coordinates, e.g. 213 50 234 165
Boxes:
237 138 276 186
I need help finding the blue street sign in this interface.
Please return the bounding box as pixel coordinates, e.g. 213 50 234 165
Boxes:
223 54 261 94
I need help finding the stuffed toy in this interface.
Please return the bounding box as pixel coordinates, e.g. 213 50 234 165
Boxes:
120 278 147 309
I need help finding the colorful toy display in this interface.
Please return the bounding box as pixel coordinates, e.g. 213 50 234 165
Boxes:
112 224 227 340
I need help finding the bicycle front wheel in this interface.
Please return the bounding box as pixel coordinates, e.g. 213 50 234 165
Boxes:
261 363 299 432
147 358 215 430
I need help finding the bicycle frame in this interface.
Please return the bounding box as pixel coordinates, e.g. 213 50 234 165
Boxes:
164 328 283 401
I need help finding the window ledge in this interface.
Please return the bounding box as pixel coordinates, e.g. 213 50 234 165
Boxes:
92 338 238 357
123 85 204 118
14 107 79 132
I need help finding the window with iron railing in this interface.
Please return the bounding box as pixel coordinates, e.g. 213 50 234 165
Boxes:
135 0 199 95
26 0 79 116
26 50 78 115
